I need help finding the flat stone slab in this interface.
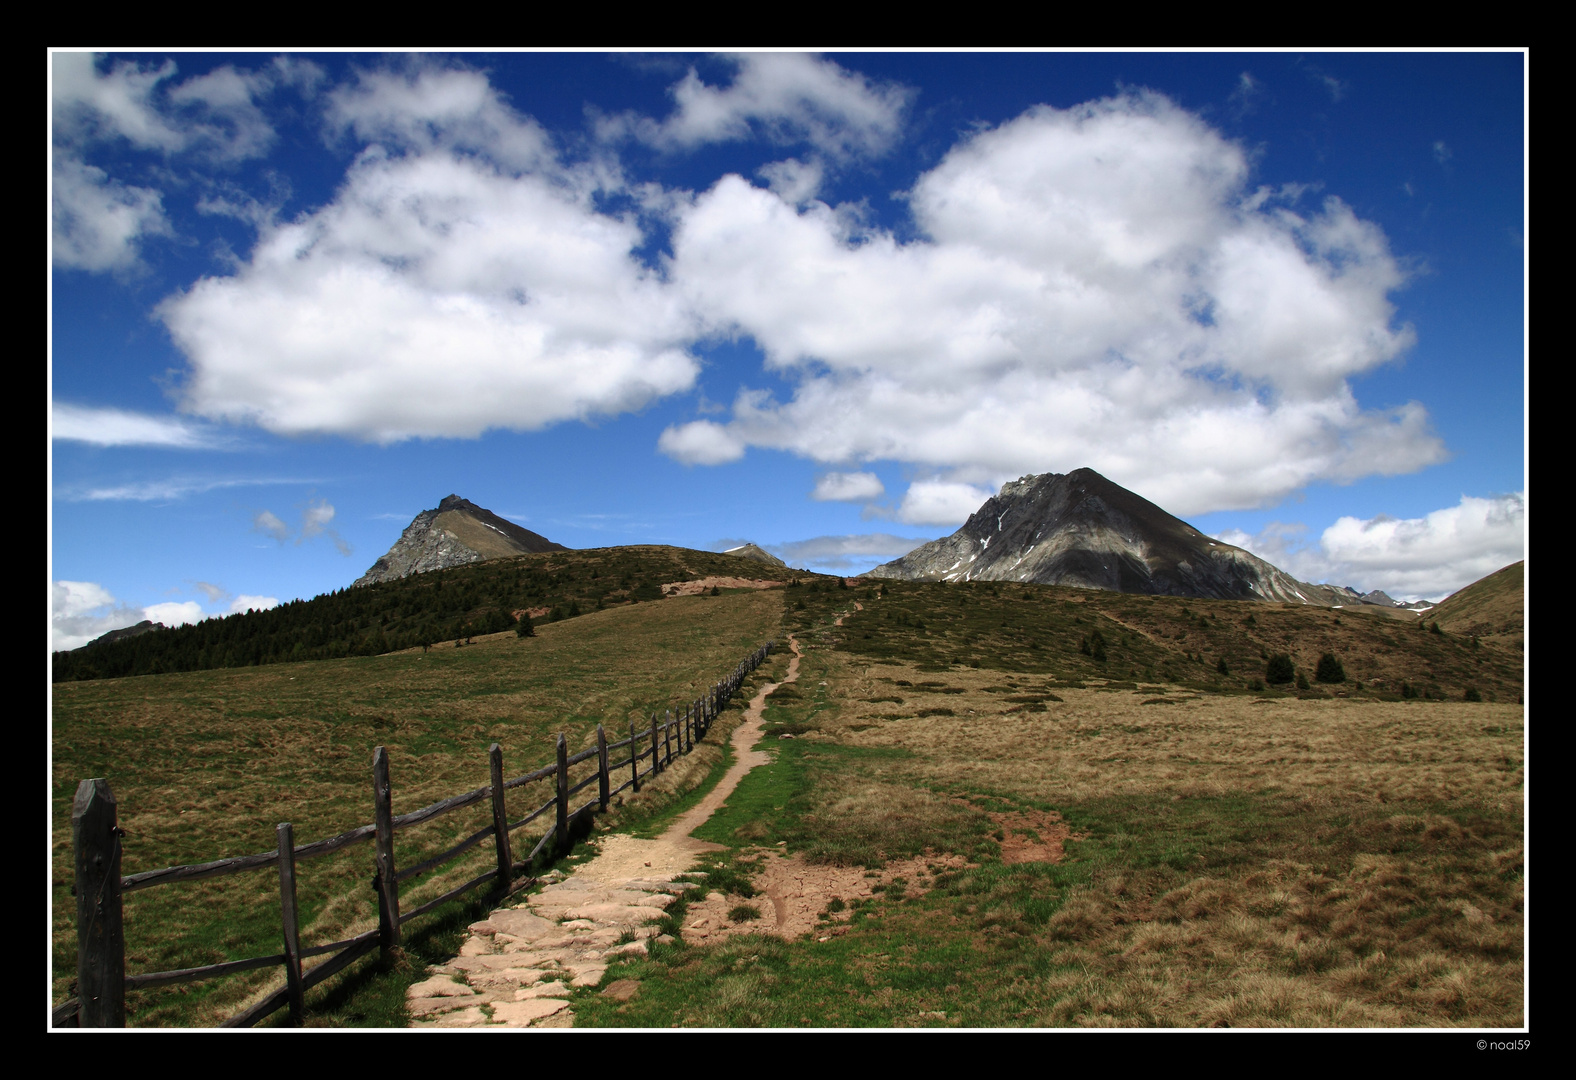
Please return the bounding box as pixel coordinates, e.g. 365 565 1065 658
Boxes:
561 902 671 924
444 954 553 973
407 975 476 998
467 968 548 991
488 998 571 1026
470 909 559 941
408 995 486 1018
424 1005 490 1027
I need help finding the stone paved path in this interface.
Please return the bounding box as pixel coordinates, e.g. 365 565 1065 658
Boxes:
406 635 803 1028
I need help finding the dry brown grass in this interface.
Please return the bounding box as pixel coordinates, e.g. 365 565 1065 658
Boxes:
735 627 1524 1027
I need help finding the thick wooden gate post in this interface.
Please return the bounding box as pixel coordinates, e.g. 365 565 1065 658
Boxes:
555 734 569 855
596 725 610 811
489 744 512 889
372 746 401 953
276 822 305 1025
72 778 124 1027
630 720 640 792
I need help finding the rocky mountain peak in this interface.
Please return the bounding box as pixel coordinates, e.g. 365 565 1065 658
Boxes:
871 468 1382 607
354 495 566 587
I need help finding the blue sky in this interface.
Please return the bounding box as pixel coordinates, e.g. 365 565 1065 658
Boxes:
50 51 1527 649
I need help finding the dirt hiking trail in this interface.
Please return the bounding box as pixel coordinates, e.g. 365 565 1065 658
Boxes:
405 635 804 1027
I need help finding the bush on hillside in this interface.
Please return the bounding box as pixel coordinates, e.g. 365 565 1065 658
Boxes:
1265 653 1295 685
1315 652 1346 683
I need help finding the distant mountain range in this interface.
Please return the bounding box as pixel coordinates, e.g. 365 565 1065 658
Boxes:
354 495 565 586
870 468 1433 610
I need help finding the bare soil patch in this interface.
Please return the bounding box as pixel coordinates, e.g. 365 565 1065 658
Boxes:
662 577 787 597
984 806 1079 864
681 849 969 944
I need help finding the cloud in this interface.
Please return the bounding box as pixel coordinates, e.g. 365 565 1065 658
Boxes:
51 155 172 272
896 480 996 526
195 581 228 602
811 471 884 502
1218 493 1526 602
657 420 746 465
664 90 1440 517
323 63 555 172
52 51 279 163
253 509 289 541
1433 140 1452 166
757 156 825 204
51 581 143 651
299 498 351 555
159 65 699 443
143 600 206 627
251 500 351 554
50 580 208 651
51 52 304 273
770 532 932 571
229 594 280 614
1227 71 1263 118
608 54 912 161
51 403 217 448
63 475 315 502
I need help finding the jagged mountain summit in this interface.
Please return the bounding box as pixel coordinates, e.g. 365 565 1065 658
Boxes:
870 469 1382 606
354 495 565 586
722 543 787 568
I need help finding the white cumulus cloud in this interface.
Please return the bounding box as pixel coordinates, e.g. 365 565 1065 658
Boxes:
229 594 280 614
811 471 885 502
51 52 287 272
51 581 201 652
51 156 172 272
897 480 996 526
159 66 699 443
1218 492 1526 602
665 90 1441 517
657 420 746 465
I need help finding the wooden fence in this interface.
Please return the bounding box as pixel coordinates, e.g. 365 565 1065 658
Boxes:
55 641 775 1028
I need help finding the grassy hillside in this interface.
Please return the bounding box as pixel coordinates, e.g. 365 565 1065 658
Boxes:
1428 562 1525 653
53 545 799 683
51 587 786 1026
825 576 1522 703
572 578 1524 1028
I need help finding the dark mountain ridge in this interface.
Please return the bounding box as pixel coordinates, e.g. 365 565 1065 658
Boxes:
871 469 1411 607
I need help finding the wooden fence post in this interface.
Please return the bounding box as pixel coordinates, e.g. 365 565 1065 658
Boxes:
277 822 304 1025
372 746 401 953
72 778 124 1027
665 709 674 766
597 725 610 811
650 713 660 775
489 744 511 889
555 734 569 854
630 719 640 792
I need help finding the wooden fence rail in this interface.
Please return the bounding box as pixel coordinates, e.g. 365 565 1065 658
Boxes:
58 640 775 1028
